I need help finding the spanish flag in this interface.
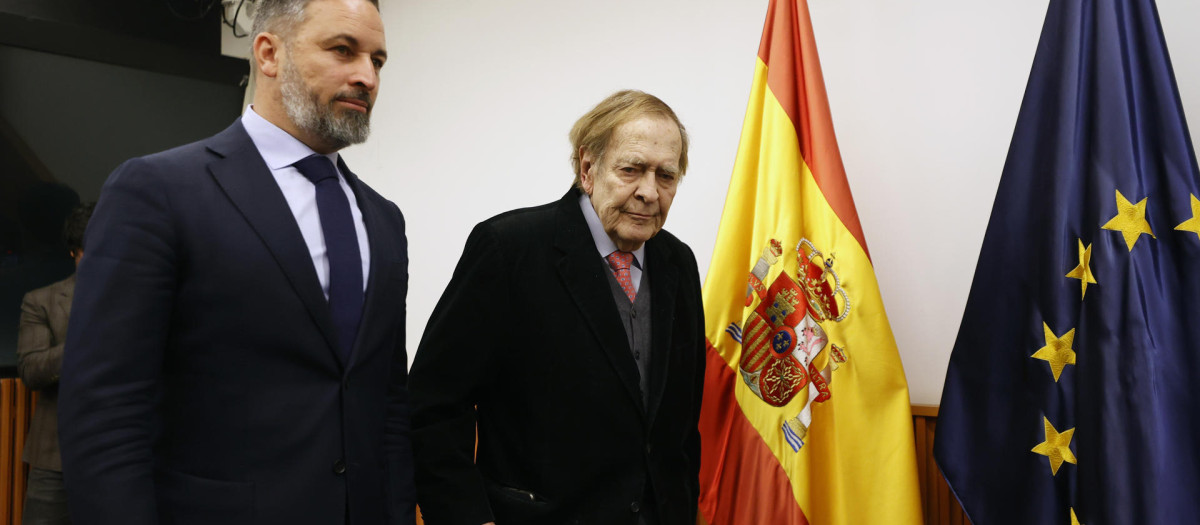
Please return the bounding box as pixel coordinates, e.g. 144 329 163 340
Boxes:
697 1 922 523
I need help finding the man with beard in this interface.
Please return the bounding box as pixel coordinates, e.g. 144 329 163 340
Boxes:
57 1 416 524
410 91 705 525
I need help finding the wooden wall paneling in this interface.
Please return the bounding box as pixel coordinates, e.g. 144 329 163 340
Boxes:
913 414 929 525
12 384 28 525
1 379 13 525
912 405 971 525
0 379 35 525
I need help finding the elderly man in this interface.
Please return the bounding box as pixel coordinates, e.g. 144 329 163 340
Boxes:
57 1 415 524
410 90 705 525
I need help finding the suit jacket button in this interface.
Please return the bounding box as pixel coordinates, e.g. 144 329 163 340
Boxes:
630 501 640 513
333 459 347 475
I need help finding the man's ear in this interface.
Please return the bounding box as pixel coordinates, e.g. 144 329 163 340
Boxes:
253 32 284 79
579 147 597 194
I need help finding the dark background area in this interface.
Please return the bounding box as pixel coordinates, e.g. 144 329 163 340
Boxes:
0 0 246 374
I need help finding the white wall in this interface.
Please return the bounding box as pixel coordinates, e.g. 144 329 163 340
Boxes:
333 0 1200 404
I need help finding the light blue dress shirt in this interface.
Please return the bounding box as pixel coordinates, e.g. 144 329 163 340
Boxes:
241 106 371 297
579 193 645 294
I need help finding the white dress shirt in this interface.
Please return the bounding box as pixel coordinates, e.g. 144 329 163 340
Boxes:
241 106 371 297
579 193 644 293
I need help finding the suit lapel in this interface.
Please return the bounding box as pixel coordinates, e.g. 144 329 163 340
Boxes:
204 120 340 361
644 238 678 427
340 159 391 370
554 191 646 412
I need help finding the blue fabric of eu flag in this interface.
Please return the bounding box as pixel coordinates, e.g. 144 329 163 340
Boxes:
934 0 1200 524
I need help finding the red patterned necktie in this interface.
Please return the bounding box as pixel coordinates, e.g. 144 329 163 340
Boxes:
605 251 637 302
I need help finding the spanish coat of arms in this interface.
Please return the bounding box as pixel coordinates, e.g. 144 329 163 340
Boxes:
725 238 850 451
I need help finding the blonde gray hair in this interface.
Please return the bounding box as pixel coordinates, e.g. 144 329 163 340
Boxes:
569 90 689 189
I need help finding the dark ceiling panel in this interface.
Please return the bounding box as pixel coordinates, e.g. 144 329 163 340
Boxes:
0 0 245 85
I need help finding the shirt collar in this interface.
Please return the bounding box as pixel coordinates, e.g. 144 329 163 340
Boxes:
241 105 340 170
578 192 645 269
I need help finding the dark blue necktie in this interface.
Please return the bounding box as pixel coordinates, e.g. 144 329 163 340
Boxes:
293 154 363 362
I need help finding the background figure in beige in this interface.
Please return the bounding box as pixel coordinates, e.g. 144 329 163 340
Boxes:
17 203 93 525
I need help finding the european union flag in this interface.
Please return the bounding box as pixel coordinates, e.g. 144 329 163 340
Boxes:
934 0 1200 523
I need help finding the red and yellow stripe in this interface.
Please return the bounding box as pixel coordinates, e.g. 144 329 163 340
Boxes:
698 1 922 523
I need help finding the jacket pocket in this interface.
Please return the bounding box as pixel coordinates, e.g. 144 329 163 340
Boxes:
155 468 255 525
483 477 551 523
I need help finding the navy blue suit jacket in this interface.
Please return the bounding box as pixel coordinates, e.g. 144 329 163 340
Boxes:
58 120 416 525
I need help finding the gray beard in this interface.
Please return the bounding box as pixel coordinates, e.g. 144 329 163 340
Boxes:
280 59 370 150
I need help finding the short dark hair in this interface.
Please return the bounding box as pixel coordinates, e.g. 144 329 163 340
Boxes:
63 202 95 253
251 0 380 41
18 182 80 246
